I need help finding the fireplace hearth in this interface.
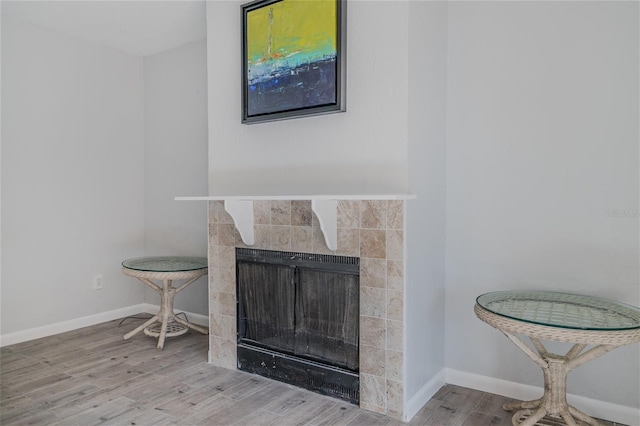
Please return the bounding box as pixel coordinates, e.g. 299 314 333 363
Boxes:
236 248 360 403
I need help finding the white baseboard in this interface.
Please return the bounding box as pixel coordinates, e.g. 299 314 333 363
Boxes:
445 368 640 426
0 304 147 347
404 368 447 421
0 304 209 347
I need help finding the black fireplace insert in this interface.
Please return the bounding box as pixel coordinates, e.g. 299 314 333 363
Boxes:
236 248 360 403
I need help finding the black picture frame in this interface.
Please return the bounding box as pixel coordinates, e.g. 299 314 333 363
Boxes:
241 0 346 124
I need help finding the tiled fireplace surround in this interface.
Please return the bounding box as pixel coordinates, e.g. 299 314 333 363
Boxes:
207 199 405 418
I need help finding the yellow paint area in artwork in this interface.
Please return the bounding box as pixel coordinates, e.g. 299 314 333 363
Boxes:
247 0 337 63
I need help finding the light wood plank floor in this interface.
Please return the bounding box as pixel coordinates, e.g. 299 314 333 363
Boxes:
0 315 624 425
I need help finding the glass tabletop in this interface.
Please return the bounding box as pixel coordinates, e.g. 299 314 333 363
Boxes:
477 291 640 331
122 256 208 272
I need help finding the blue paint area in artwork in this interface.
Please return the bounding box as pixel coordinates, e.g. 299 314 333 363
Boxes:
247 56 337 116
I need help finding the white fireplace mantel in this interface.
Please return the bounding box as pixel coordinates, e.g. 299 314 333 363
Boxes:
176 194 415 251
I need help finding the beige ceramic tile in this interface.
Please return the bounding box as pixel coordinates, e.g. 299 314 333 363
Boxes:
208 244 219 268
387 319 403 352
208 224 219 247
386 351 403 382
253 200 271 225
218 337 237 370
337 228 359 257
360 200 387 230
218 204 235 224
221 321 238 342
337 200 360 229
218 246 235 270
359 373 386 410
208 244 218 266
270 226 292 251
208 273 216 298
359 344 386 377
360 258 386 289
386 229 403 261
360 229 386 259
386 200 403 230
210 313 236 340
209 313 220 337
360 287 386 319
209 290 219 314
291 226 313 253
291 201 313 226
210 268 223 291
387 290 403 321
218 292 236 317
386 380 403 420
253 224 271 249
221 314 237 340
218 224 237 247
271 200 291 225
387 260 403 291
218 268 235 295
360 316 386 349
209 335 222 364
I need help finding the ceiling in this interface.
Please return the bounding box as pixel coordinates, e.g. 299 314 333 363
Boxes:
1 0 207 57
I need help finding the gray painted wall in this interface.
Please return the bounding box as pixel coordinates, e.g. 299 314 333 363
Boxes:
205 0 410 198
405 0 448 405
142 40 209 315
445 1 639 409
1 14 209 339
1 14 146 334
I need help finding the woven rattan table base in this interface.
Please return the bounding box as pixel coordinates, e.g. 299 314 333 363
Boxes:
144 321 189 338
475 302 640 426
122 263 209 349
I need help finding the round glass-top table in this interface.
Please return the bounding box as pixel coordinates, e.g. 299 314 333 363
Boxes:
122 256 209 349
475 291 640 426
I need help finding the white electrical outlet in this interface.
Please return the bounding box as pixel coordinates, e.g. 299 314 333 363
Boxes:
93 274 103 290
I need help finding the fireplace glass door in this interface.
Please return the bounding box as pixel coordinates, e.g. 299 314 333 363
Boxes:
294 268 359 370
237 262 297 353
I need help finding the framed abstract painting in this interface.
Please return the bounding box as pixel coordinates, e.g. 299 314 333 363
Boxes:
241 0 346 124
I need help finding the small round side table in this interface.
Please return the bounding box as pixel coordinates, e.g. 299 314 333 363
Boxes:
122 256 209 350
475 290 640 426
